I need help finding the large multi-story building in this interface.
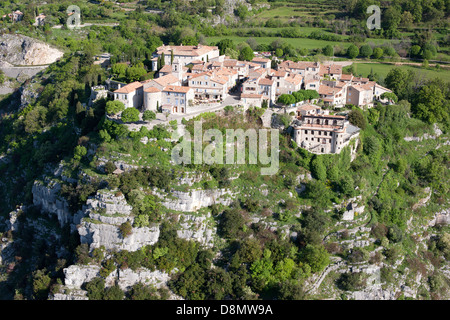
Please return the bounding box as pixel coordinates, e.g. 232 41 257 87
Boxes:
292 108 360 155
151 44 220 71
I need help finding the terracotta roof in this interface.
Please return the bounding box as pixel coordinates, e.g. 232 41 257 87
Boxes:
156 44 218 57
192 64 206 71
273 70 287 77
190 60 204 65
318 85 342 96
252 57 271 63
154 74 179 87
189 72 210 80
258 78 274 86
285 74 303 85
351 83 374 92
144 87 161 93
113 81 143 94
341 74 353 81
223 59 238 67
163 85 192 93
159 65 172 73
279 60 318 70
298 104 321 111
319 64 342 76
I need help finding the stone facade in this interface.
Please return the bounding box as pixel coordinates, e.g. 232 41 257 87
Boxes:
292 110 360 155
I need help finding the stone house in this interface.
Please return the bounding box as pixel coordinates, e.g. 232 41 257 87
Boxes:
113 81 144 109
188 72 229 101
292 112 360 155
151 44 220 71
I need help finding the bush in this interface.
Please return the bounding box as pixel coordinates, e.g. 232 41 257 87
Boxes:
85 277 105 300
387 225 403 243
121 108 140 123
119 221 133 238
347 44 359 59
143 110 156 121
337 272 365 291
106 100 125 115
348 108 366 130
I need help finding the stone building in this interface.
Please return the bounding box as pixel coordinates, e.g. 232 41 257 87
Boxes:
292 109 360 155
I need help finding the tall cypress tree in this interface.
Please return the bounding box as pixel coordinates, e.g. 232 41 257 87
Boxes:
161 52 165 68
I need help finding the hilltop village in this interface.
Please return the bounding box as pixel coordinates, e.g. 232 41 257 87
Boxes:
108 44 392 114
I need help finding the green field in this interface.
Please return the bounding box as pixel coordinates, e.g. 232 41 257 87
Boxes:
206 35 349 50
352 62 450 82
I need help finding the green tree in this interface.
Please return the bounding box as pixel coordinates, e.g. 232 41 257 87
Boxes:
85 277 105 300
347 44 359 59
323 45 334 57
277 94 296 106
299 244 330 273
413 84 447 124
372 47 384 59
348 108 366 130
73 145 87 162
310 157 327 181
142 110 156 121
216 39 236 55
380 92 398 104
106 100 125 115
121 108 140 123
239 45 254 61
104 285 124 300
275 48 284 57
360 44 373 58
224 47 239 59
409 45 421 57
32 269 52 300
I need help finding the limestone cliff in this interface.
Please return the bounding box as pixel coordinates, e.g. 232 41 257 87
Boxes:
77 189 160 252
0 34 64 66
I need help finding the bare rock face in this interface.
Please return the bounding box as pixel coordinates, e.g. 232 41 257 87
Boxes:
32 180 72 227
117 268 171 291
63 264 101 289
0 34 64 66
77 189 160 252
158 188 234 212
177 213 216 247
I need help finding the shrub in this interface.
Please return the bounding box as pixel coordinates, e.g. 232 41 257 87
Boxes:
119 221 133 238
347 44 359 59
106 100 125 115
337 272 365 291
121 108 140 123
143 110 156 121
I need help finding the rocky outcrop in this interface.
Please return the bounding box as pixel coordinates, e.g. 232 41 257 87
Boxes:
351 286 396 300
77 189 159 252
51 290 89 300
0 34 64 66
177 213 216 247
32 180 72 227
78 222 160 252
63 264 101 289
404 123 442 142
116 268 171 291
342 202 365 221
428 208 450 227
55 263 182 300
159 189 234 212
